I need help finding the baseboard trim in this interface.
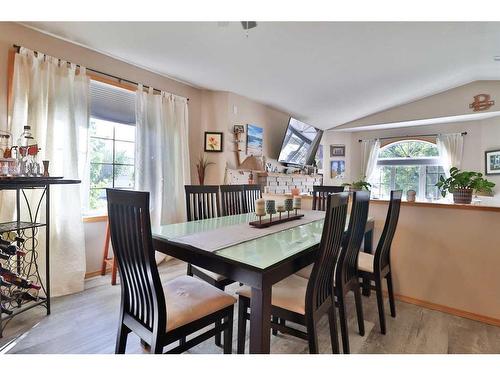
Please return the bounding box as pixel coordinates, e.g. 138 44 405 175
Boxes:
85 268 110 279
394 293 500 327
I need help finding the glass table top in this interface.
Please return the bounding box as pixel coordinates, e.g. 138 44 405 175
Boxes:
153 213 365 270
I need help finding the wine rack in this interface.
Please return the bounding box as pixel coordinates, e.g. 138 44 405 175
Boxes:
0 177 80 338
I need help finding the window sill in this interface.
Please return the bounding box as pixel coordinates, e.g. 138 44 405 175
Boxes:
82 215 108 223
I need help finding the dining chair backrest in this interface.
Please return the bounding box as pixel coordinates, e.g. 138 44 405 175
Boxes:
242 184 262 213
220 185 246 216
106 189 166 333
374 190 402 272
336 191 370 287
306 193 349 312
184 185 221 221
312 185 346 211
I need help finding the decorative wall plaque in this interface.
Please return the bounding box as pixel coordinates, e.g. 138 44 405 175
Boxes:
469 94 495 112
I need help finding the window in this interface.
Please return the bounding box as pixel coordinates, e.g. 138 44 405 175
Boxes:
369 140 445 200
85 80 136 215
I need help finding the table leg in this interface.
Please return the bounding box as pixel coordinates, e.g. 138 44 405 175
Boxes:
362 227 373 297
249 285 272 354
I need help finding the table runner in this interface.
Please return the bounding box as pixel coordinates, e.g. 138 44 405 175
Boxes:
169 210 326 252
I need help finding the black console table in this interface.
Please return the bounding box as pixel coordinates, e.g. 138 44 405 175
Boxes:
0 177 80 338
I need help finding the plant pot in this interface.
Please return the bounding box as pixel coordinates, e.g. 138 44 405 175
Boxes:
452 188 473 204
348 187 362 192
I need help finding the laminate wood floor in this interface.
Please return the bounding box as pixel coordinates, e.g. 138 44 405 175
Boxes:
1 258 500 354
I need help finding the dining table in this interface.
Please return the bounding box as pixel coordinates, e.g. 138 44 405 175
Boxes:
152 210 375 354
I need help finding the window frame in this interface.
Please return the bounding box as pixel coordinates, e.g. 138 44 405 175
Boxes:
369 139 445 201
84 76 137 220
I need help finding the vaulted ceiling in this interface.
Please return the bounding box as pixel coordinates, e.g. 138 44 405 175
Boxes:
23 22 500 129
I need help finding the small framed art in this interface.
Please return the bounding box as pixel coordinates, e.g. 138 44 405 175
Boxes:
485 149 500 175
204 132 224 152
330 144 346 157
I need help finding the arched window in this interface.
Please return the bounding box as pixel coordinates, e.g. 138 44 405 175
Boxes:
369 140 445 200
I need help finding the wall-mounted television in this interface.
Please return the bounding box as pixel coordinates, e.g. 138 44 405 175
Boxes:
277 117 323 166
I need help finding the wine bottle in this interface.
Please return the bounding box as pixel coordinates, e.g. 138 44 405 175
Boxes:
0 268 41 290
1 305 13 315
14 291 38 302
0 243 25 257
0 275 12 287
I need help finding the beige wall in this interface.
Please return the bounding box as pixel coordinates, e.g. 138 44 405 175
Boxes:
0 22 291 273
369 201 500 321
198 90 290 185
320 131 354 186
337 80 500 130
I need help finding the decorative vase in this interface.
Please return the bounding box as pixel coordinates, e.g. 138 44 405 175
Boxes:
406 189 416 202
42 160 50 177
452 188 473 204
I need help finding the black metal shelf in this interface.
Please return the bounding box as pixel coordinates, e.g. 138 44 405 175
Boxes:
0 178 81 338
0 297 47 321
0 221 46 234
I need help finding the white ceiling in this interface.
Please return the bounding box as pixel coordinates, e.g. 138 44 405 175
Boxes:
23 22 500 130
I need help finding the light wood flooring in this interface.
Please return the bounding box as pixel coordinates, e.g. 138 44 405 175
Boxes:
1 258 500 354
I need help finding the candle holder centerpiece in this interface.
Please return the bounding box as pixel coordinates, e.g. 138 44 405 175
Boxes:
255 198 266 225
266 200 276 222
249 196 304 228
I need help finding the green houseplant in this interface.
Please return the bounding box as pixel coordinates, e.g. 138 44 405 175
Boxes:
342 178 371 192
435 167 495 204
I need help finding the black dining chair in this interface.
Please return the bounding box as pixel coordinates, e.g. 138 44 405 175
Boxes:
236 193 349 354
184 185 236 347
312 185 345 211
357 190 402 335
184 185 221 221
106 189 236 354
242 184 262 213
220 185 246 216
335 190 370 354
294 185 347 279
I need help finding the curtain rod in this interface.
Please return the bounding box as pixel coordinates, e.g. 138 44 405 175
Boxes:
13 44 189 101
358 131 467 142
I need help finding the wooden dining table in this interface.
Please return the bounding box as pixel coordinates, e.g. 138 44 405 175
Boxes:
152 211 374 354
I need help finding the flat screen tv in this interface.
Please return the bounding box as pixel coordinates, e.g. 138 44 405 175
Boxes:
278 117 323 166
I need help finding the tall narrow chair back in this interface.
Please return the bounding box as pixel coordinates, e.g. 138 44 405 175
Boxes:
374 190 402 272
106 189 166 334
220 185 246 216
336 191 370 286
184 185 220 221
312 185 345 211
242 184 262 213
306 193 349 312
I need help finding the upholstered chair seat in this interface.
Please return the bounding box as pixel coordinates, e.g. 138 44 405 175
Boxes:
295 264 313 279
164 275 236 331
357 252 375 273
191 266 227 282
237 274 309 315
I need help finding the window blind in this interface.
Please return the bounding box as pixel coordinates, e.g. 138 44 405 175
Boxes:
90 80 136 125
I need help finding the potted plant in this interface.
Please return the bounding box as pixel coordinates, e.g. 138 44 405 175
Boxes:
196 155 214 185
342 178 371 192
435 167 495 204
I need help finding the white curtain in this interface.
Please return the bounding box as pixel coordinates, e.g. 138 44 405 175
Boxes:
135 85 190 261
4 47 89 296
360 139 380 180
436 133 464 177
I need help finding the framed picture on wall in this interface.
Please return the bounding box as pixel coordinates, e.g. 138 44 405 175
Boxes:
485 149 500 175
204 132 224 152
330 144 346 157
330 160 346 179
246 124 263 156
